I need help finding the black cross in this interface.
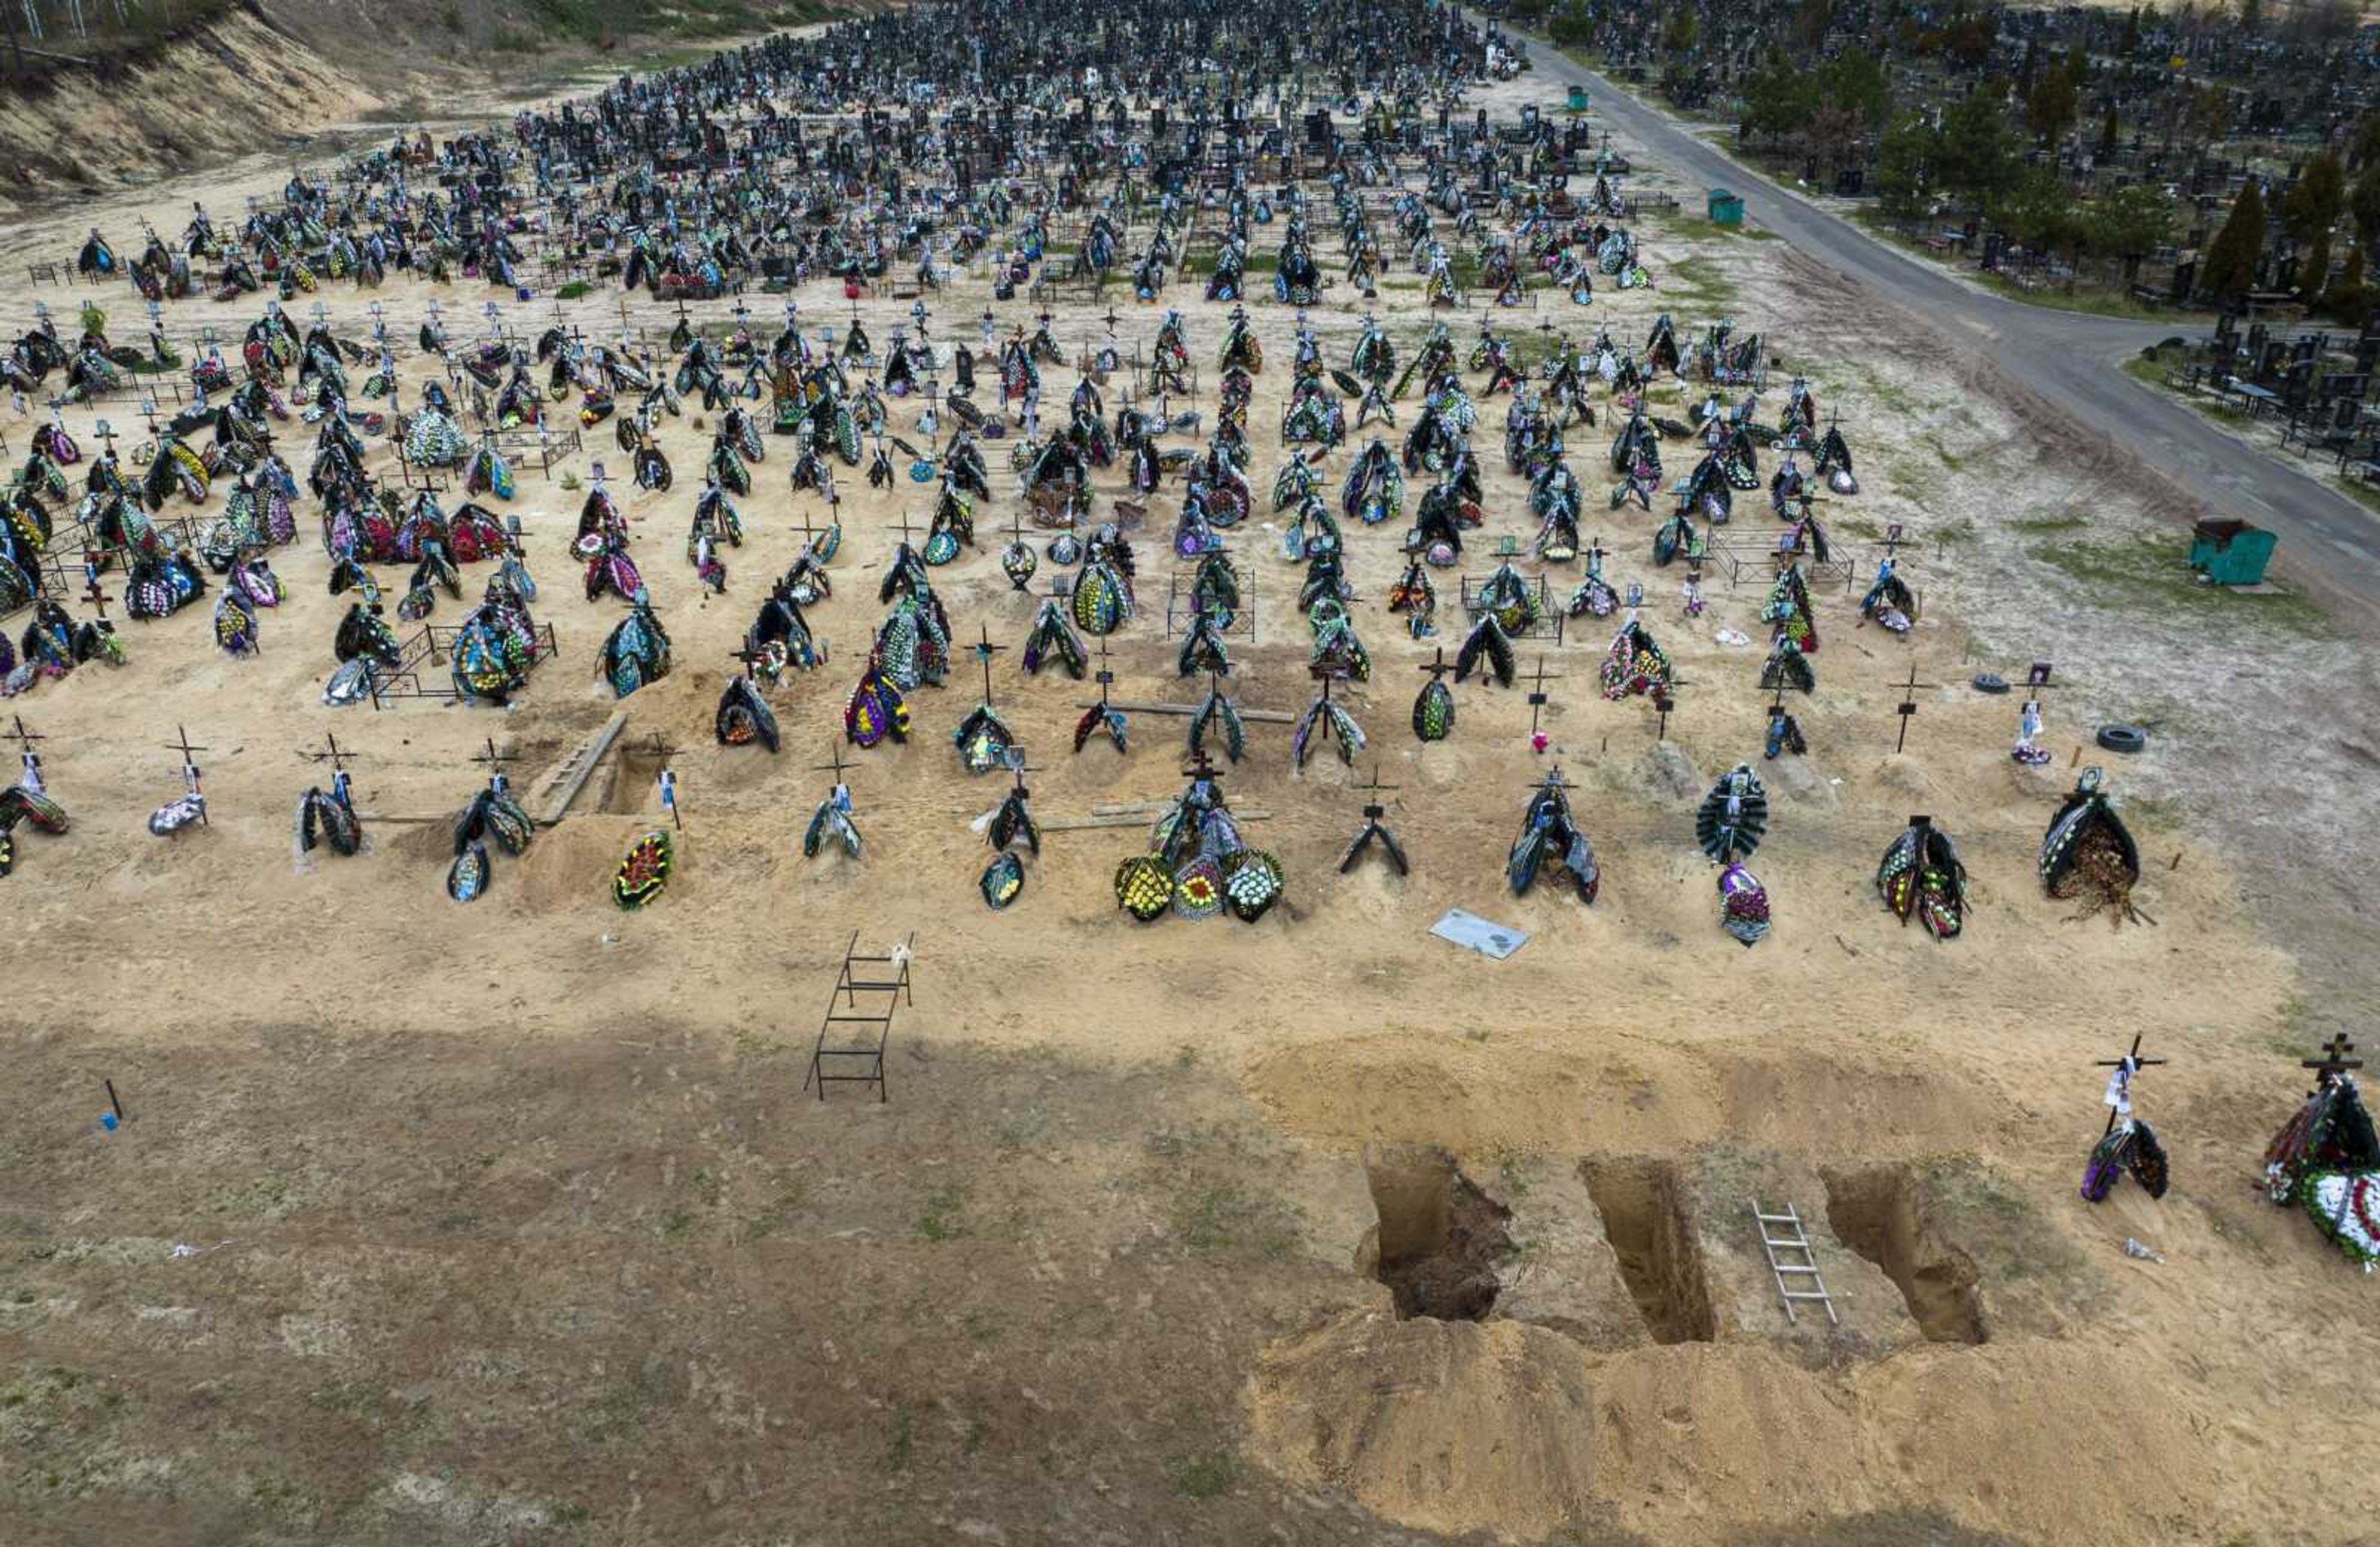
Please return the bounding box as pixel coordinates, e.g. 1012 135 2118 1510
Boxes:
811 739 860 787
91 418 121 458
165 724 210 820
1526 763 1579 793
1525 655 1563 741
1417 645 1457 685
1006 751 1042 801
973 622 1008 703
7 715 44 785
644 729 685 831
1892 662 1941 754
472 736 518 792
302 732 359 775
891 506 922 547
1093 634 1118 707
1351 761 1399 821
2302 1033 2363 1092
2094 1033 2171 1135
1181 744 1224 782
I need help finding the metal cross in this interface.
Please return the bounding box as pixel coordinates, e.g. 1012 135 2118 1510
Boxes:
811 739 860 787
2303 1033 2363 1091
973 622 1009 703
1893 661 1941 754
302 732 359 775
1351 761 1399 820
1524 654 1563 741
7 715 44 787
645 729 685 831
2094 1033 2170 1135
472 736 518 793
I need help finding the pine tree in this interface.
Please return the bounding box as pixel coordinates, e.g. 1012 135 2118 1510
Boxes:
2097 101 2120 159
2202 179 2267 303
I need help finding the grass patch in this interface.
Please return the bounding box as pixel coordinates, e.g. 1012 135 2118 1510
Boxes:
1172 1452 1238 1499
1657 255 1737 312
2026 529 2330 637
915 1179 969 1241
1919 1155 2095 1297
2338 478 2380 518
2008 514 2087 535
555 281 592 301
1166 1181 1303 1259
1142 1123 1305 1258
1666 214 1782 244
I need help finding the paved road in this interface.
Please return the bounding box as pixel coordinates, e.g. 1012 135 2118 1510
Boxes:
1505 37 2380 627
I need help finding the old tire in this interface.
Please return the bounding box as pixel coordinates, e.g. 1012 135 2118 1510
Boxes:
2096 724 2148 755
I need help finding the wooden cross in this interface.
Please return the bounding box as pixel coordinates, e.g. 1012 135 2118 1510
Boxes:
727 642 767 679
1417 645 1457 686
2094 1032 2171 1135
1006 751 1042 801
1527 762 1579 795
890 506 922 548
165 724 209 820
472 736 518 792
1892 661 1941 754
1351 761 1399 821
972 622 1008 703
1181 744 1225 782
1524 654 1563 742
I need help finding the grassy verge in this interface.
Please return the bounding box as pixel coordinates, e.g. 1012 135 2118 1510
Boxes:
2025 526 2330 638
1845 209 2213 324
1656 254 1737 312
1662 214 1783 244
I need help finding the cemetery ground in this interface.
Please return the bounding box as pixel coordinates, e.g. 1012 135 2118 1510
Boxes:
4 83 2380 1547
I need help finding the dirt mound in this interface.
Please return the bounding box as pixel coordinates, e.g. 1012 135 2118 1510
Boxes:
1248 1308 1598 1541
0 9 382 211
513 814 668 914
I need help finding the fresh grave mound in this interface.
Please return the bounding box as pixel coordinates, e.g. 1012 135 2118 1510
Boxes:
1247 1309 1597 1542
1361 1145 1515 1321
1823 1165 1986 1344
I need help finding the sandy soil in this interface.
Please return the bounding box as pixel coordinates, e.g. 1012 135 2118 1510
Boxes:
0 62 2374 1547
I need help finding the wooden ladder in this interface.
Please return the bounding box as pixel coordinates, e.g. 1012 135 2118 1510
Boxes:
532 709 628 825
1752 1201 1840 1327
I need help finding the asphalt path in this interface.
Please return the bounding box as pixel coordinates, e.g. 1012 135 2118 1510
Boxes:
1502 34 2380 627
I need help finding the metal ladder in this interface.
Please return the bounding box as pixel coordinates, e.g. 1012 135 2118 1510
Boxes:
1752 1202 1840 1326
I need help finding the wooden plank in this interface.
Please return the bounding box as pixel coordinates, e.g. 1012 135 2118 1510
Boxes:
534 708 629 824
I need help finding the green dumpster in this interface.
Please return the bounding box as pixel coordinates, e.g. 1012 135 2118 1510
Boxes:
1708 188 1743 225
1566 85 1589 112
2188 518 2276 585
